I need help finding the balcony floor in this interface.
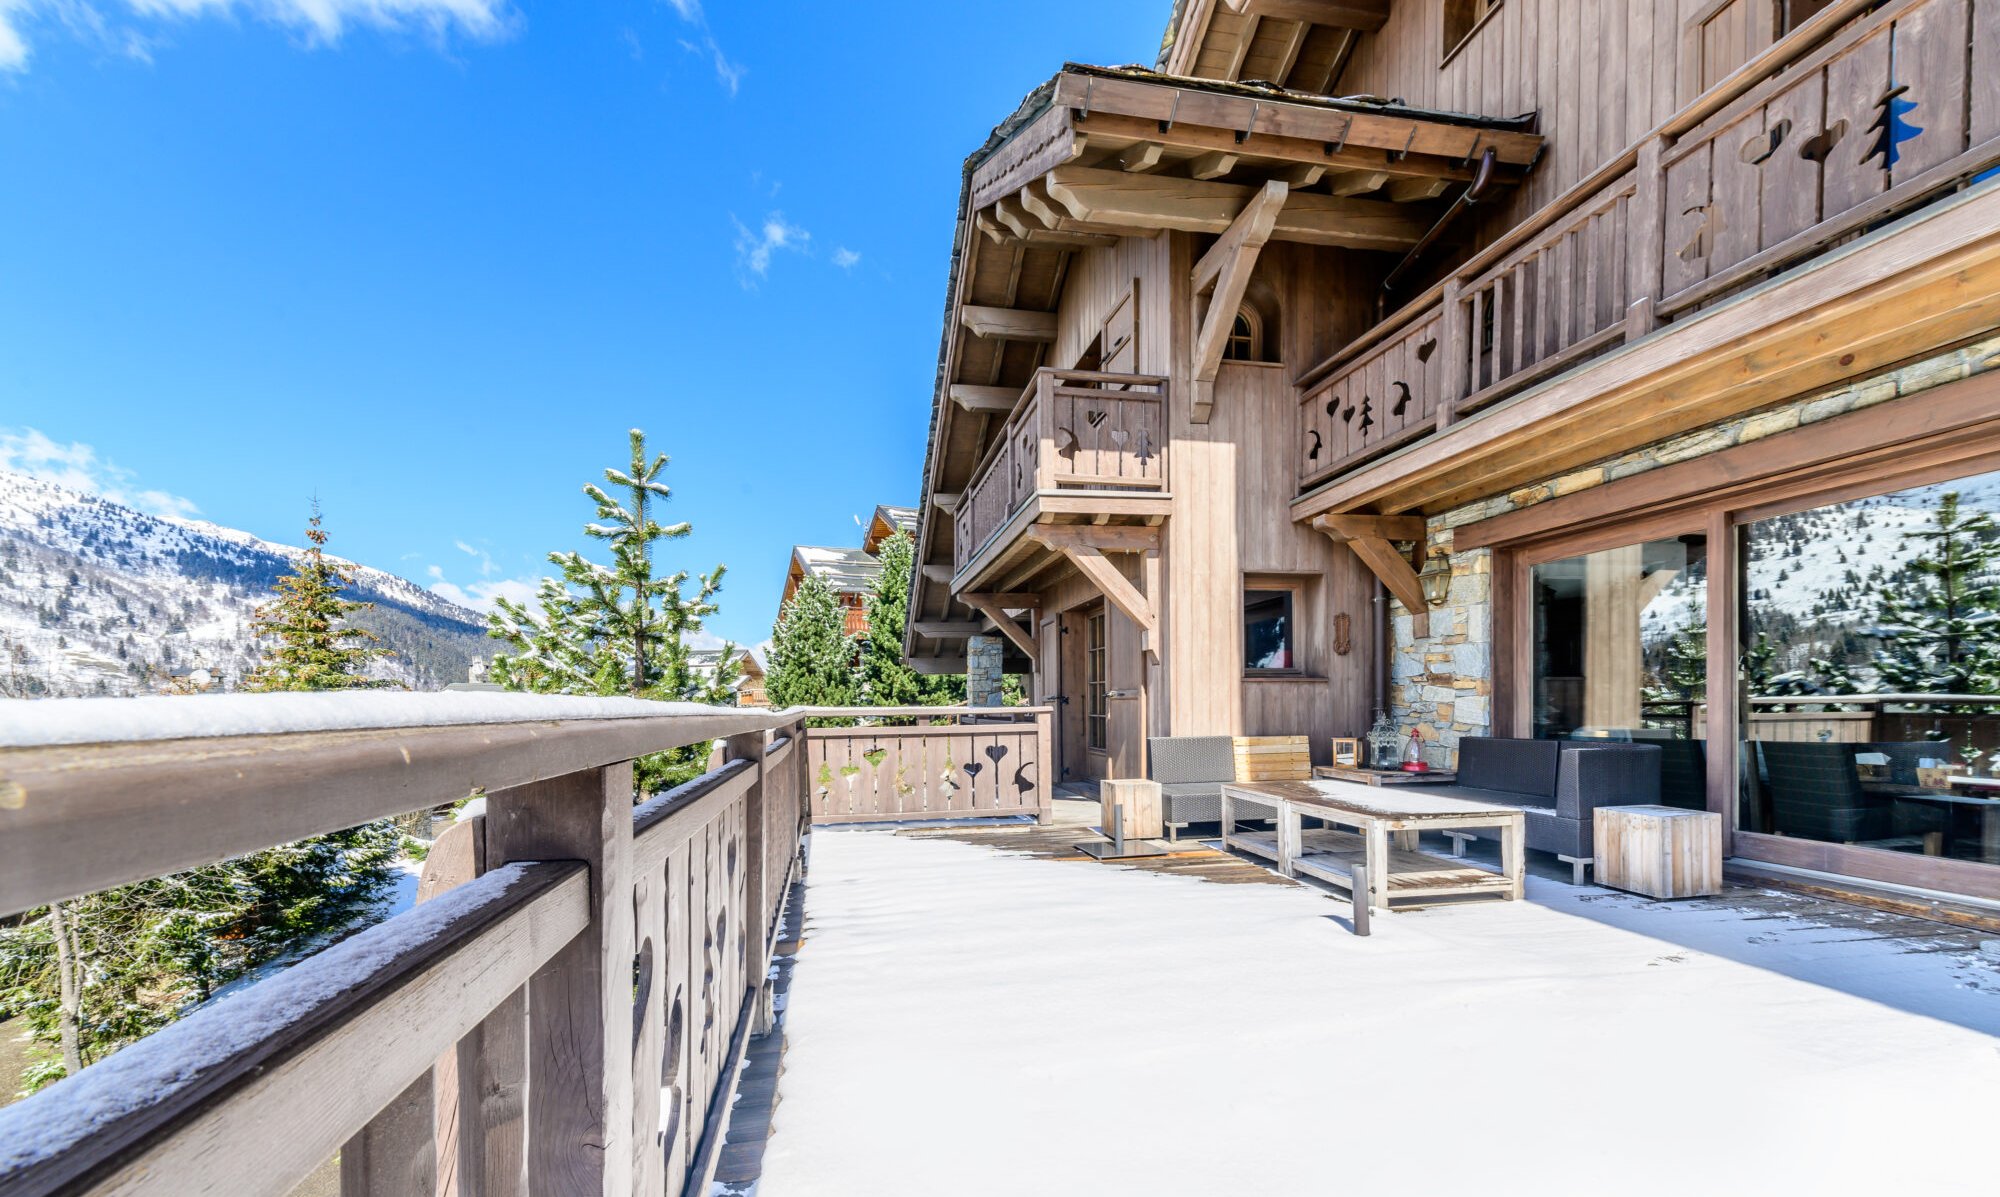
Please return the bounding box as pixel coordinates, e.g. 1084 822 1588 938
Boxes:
754 820 2000 1196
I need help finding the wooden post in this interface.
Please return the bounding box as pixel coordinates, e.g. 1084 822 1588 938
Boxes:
1437 278 1466 429
455 989 528 1197
725 730 771 1036
1349 864 1371 936
341 1072 438 1196
485 763 636 1197
1629 134 1669 330
1705 507 1739 854
1033 708 1055 824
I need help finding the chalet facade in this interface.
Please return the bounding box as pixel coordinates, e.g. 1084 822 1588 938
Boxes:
779 504 918 637
909 1 2000 901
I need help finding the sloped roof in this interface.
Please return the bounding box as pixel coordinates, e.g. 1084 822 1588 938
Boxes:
791 545 883 595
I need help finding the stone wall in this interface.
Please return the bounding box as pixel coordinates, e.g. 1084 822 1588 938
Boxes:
1387 333 2000 766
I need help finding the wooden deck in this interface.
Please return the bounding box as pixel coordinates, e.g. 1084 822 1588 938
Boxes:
897 820 1296 885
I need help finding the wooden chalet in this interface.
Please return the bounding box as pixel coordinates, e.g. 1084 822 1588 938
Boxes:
909 0 2000 902
779 505 917 637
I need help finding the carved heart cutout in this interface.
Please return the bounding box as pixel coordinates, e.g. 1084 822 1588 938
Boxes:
1085 409 1108 427
1325 397 1340 417
1341 402 1357 423
1108 429 1128 448
984 744 1008 766
1415 337 1438 363
963 761 984 779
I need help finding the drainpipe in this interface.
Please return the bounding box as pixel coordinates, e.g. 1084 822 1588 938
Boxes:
1372 580 1390 720
1381 146 1499 296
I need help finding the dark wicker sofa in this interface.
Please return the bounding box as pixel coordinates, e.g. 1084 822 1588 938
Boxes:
1403 737 1662 884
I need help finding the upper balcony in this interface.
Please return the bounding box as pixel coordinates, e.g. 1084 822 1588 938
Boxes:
950 368 1170 588
1294 0 2000 515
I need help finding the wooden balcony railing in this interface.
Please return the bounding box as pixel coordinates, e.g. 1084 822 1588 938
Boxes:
1298 0 2000 492
804 706 1054 824
0 694 1057 1195
953 369 1167 576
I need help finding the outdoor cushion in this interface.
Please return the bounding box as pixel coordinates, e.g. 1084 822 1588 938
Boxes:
1456 737 1561 798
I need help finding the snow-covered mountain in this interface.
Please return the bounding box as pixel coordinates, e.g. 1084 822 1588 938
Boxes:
0 469 490 696
1638 470 2000 680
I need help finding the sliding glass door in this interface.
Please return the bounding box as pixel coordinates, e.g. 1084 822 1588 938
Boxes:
1527 533 1711 810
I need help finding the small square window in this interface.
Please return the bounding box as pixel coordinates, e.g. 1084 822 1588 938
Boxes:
1244 588 1296 673
1443 0 1502 63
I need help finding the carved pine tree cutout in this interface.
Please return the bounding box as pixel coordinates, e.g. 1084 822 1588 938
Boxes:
1863 84 1922 170
1357 393 1374 435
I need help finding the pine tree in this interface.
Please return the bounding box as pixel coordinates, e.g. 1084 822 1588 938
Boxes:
244 505 392 692
1868 491 2000 697
488 429 735 792
859 532 962 710
239 505 400 976
766 572 859 716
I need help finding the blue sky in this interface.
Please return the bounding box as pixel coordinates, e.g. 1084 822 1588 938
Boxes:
0 0 1162 649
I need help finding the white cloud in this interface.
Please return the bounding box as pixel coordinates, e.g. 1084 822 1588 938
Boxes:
425 565 537 614
0 426 201 518
662 0 739 94
833 247 861 270
0 0 513 73
732 211 809 286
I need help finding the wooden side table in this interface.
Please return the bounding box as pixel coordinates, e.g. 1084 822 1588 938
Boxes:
1593 805 1722 899
1100 778 1163 840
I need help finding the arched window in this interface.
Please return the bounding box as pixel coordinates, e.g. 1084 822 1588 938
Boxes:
1222 305 1264 362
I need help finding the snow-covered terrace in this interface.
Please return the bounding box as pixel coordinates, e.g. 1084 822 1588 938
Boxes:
755 818 2000 1196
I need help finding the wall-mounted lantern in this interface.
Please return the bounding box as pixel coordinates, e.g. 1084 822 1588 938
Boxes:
1418 551 1453 607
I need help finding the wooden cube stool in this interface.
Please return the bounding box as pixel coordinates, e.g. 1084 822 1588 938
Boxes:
1593 805 1723 899
1101 778 1164 840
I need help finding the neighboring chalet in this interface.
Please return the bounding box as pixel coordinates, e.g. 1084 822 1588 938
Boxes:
689 646 768 707
908 0 2000 902
780 504 918 636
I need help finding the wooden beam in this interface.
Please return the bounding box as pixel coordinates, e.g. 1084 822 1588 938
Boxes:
1119 141 1166 172
949 384 1021 413
1311 513 1426 542
1190 179 1288 423
960 593 1039 659
1224 0 1390 30
1386 177 1453 202
1219 13 1260 81
990 198 1036 240
1189 150 1239 180
1051 545 1156 635
959 305 1058 342
1026 524 1163 553
1074 111 1494 185
961 591 1041 608
912 620 986 638
906 656 969 675
1341 535 1428 615
1044 166 1422 250
1268 17 1310 85
1327 169 1390 196
1276 163 1326 187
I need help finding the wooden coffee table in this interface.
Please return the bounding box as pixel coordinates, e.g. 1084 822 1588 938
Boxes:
1312 765 1459 786
1220 780 1525 913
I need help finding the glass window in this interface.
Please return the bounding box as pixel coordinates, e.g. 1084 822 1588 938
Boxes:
1085 608 1108 752
1531 533 1711 810
1223 308 1262 362
1245 588 1296 673
1738 469 2000 866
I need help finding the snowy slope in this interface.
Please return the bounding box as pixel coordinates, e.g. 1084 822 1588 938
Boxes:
1637 470 2000 678
0 469 490 696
